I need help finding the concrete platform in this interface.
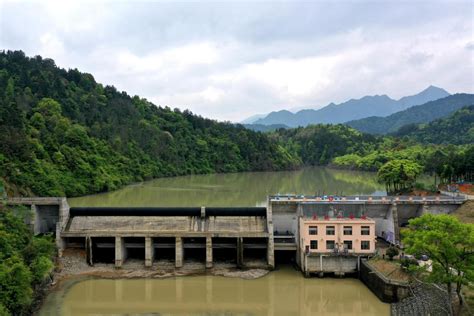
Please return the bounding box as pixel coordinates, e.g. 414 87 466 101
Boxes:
63 215 269 238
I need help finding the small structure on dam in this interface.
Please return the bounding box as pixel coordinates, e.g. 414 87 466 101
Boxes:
299 215 376 276
6 194 464 275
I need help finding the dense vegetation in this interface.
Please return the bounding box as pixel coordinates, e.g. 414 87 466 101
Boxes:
269 123 473 192
332 141 473 191
242 123 289 132
269 124 379 165
0 204 55 315
0 50 299 197
393 105 474 145
346 94 474 134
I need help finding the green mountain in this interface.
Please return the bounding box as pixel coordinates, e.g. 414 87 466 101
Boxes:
394 105 474 144
346 94 474 134
0 51 299 197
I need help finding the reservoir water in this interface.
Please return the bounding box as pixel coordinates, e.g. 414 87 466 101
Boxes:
68 167 386 207
42 167 392 315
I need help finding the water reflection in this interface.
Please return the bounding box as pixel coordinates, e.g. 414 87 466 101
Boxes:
46 268 389 316
69 167 385 207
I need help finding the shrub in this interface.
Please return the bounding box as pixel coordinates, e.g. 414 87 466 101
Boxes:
400 257 418 270
386 246 399 260
413 182 425 190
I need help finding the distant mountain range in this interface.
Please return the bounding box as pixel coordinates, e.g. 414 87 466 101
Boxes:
245 86 450 127
346 94 474 134
240 114 267 124
392 105 474 144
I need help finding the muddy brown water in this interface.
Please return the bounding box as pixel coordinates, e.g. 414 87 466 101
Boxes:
41 167 394 315
39 267 389 315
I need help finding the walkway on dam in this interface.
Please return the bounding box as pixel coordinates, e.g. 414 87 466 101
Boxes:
270 194 465 203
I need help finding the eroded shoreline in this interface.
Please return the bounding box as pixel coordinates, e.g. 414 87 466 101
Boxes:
55 249 270 283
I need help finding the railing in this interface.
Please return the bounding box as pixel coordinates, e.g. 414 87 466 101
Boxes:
304 247 360 255
273 232 295 244
269 194 465 203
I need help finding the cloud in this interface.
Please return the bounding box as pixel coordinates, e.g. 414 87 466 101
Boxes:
0 0 472 121
39 33 65 58
116 42 219 74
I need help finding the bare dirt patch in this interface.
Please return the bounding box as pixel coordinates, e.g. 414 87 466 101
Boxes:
368 258 411 282
452 200 474 224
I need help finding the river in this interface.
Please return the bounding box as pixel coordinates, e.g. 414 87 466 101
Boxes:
41 167 391 315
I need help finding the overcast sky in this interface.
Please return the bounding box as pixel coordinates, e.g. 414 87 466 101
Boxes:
1 0 473 121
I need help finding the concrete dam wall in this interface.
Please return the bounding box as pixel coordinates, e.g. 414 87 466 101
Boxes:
7 195 464 273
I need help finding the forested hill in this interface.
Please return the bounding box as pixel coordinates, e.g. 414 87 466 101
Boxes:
269 124 380 166
0 50 299 197
346 94 474 134
243 123 289 132
393 105 474 145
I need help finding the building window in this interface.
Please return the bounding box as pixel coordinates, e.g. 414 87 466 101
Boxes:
343 226 352 235
361 226 370 235
309 226 318 235
326 226 335 235
361 241 370 250
343 240 353 250
326 240 335 250
310 240 318 250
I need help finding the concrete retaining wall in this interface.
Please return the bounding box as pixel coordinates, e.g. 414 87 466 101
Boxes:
359 259 410 303
305 255 359 275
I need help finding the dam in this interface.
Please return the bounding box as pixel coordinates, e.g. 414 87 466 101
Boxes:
7 195 465 274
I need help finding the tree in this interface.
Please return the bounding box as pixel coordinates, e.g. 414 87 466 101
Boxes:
377 159 422 193
386 246 399 261
402 214 474 315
